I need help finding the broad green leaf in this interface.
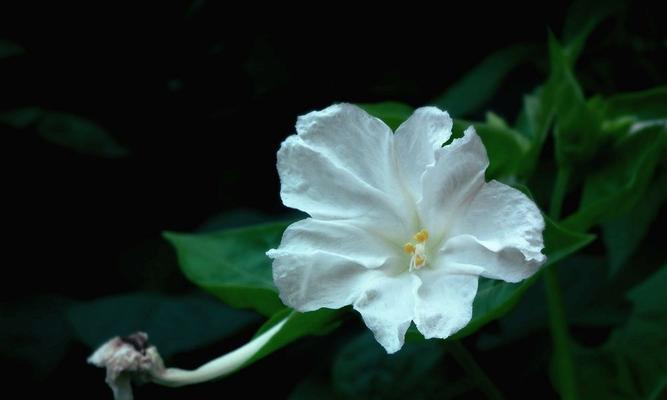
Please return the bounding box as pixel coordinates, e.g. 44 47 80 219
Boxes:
37 112 129 158
244 308 343 366
563 125 666 231
332 332 465 400
164 222 289 316
67 292 259 357
409 216 594 341
358 102 413 130
432 45 534 117
575 267 667 399
453 119 531 178
602 173 667 277
0 39 24 59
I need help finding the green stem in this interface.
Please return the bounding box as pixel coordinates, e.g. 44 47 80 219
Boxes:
545 167 578 400
447 341 506 400
549 166 570 220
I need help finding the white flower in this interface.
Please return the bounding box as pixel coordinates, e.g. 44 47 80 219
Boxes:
267 104 545 353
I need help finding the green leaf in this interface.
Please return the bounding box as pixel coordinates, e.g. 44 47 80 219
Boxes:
562 0 623 62
575 267 667 399
432 45 534 117
0 39 24 59
358 102 413 130
245 308 343 366
563 125 666 231
164 222 289 316
37 112 129 158
332 332 464 400
67 292 259 357
453 118 531 178
602 173 667 277
602 86 667 122
545 35 603 167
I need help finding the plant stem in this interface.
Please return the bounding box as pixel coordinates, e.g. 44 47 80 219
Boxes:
447 341 506 400
152 317 288 387
545 167 578 400
549 166 570 220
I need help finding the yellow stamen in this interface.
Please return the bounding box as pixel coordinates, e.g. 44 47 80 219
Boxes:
414 229 429 243
415 255 425 267
403 243 416 254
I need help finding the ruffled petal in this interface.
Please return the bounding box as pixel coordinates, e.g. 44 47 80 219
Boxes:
441 234 542 283
414 263 483 340
449 180 546 282
394 107 453 199
268 218 403 312
418 127 488 241
278 104 415 241
353 272 421 353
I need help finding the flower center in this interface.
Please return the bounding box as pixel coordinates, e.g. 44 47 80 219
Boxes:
403 229 429 271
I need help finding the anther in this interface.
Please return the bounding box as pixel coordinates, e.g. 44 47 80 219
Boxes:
414 229 429 243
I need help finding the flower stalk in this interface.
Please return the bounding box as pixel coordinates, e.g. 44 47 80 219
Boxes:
544 166 578 400
89 318 288 400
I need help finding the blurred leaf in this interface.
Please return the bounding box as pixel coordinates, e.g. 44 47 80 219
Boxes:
67 292 259 357
478 255 630 350
453 118 531 178
245 308 342 366
37 112 128 158
332 332 466 400
164 222 288 316
0 107 42 129
602 173 667 277
602 86 667 122
197 208 282 232
432 45 534 117
0 39 24 59
358 102 413 130
1 107 129 158
409 215 594 341
545 35 603 167
290 376 341 400
0 296 73 378
575 267 667 399
564 125 666 231
562 0 623 62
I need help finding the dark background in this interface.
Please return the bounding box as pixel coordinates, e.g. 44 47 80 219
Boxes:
1 1 664 398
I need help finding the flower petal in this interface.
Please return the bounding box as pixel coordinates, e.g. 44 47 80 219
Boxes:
418 126 488 241
353 272 420 353
441 235 540 283
278 104 414 241
268 218 402 312
449 180 546 282
414 264 482 340
394 107 453 198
